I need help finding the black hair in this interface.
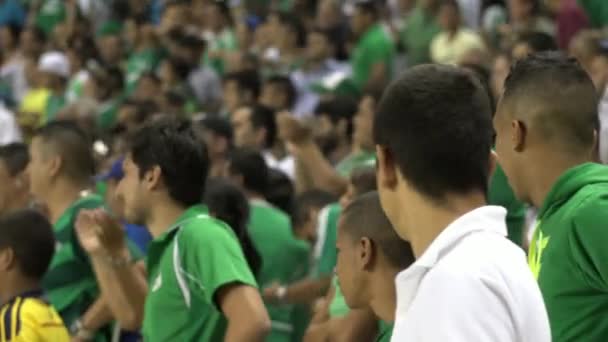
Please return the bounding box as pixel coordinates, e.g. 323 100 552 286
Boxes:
67 36 99 64
129 118 209 206
1 24 22 47
292 190 337 229
515 31 557 54
265 168 295 216
374 64 494 202
0 209 55 280
227 147 269 195
314 95 358 140
204 178 262 277
461 63 495 112
341 192 414 269
209 0 234 26
264 75 297 110
166 56 193 80
502 52 599 154
249 104 277 149
34 120 96 183
277 11 306 48
0 143 29 176
223 69 261 100
354 0 380 18
90 64 124 99
201 117 234 143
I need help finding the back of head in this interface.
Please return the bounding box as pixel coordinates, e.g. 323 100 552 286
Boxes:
374 64 494 202
516 31 557 54
265 75 297 109
250 104 277 149
34 120 95 183
129 118 209 207
265 168 295 216
0 209 55 280
502 52 598 154
201 116 234 143
0 143 29 176
224 69 261 99
228 147 269 195
315 95 358 139
342 191 414 269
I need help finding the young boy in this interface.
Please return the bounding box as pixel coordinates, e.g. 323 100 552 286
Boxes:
0 209 70 341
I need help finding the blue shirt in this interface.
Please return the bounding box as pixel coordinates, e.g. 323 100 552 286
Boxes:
124 222 152 254
0 0 25 28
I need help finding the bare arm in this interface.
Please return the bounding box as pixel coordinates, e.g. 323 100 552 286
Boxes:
291 141 348 195
264 276 332 305
77 297 114 336
220 284 271 342
365 63 389 93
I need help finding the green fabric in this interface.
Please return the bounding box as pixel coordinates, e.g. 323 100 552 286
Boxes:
528 163 608 341
45 93 66 122
143 204 257 342
488 164 526 246
96 96 125 131
42 194 141 342
376 321 393 342
400 7 441 66
248 200 310 342
95 181 108 199
328 276 349 318
290 303 310 342
315 203 342 278
335 150 376 177
35 0 66 35
578 0 608 27
125 49 163 93
96 20 123 37
205 29 238 76
350 24 395 90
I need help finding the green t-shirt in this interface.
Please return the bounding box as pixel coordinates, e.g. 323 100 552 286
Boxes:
328 276 350 318
205 29 238 76
335 150 376 178
125 49 163 94
248 200 310 342
142 204 257 342
578 0 608 27
350 24 395 91
315 203 342 278
45 93 66 122
376 321 393 342
96 97 124 132
528 163 608 341
488 163 527 246
400 7 441 66
36 0 66 35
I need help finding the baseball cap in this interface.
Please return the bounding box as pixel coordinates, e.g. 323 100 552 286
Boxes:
38 51 70 78
97 158 125 182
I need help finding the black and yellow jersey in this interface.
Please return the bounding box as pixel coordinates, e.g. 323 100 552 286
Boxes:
0 290 69 342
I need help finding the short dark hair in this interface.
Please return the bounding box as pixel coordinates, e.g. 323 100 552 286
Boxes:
502 52 598 154
224 70 261 99
201 117 233 143
249 104 277 149
354 0 380 18
314 95 358 140
0 209 55 279
165 56 193 80
277 12 306 47
374 64 494 202
265 75 297 109
0 143 29 176
265 168 295 216
350 167 377 196
228 147 269 195
129 118 209 207
292 190 337 228
204 178 261 276
341 192 414 269
515 31 558 54
34 120 95 183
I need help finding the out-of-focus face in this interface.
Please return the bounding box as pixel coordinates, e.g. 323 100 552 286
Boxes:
0 27 15 51
353 96 375 150
205 4 224 32
115 156 149 225
27 137 53 203
0 161 26 215
223 80 242 114
160 5 188 33
97 35 123 66
335 217 366 309
135 77 161 101
350 7 368 37
259 83 285 111
339 182 357 209
314 115 339 155
509 0 532 22
306 32 331 62
20 29 41 57
231 107 259 148
438 4 459 32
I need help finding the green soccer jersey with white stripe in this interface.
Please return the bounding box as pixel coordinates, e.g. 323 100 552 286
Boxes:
142 204 257 342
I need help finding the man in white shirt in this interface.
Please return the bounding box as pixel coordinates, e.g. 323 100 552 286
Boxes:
373 64 550 341
0 102 21 145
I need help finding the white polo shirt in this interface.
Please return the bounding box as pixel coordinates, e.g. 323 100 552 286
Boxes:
391 206 550 342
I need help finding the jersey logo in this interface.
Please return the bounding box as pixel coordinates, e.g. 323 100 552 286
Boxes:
529 227 550 280
152 274 162 292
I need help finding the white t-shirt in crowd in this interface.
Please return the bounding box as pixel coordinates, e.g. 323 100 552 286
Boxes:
391 206 551 342
431 28 485 65
0 104 22 145
263 150 295 180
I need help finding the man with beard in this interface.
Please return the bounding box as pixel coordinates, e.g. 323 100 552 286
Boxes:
312 96 358 165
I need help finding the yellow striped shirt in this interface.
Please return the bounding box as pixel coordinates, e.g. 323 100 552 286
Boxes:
0 290 69 342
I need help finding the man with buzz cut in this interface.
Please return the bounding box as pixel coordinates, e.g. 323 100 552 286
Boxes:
494 52 608 341
75 118 271 342
373 64 550 341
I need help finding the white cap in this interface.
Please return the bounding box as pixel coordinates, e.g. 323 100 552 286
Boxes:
38 51 70 78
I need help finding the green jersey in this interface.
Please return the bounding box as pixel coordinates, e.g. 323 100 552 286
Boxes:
125 49 162 94
335 151 376 177
248 200 310 342
376 321 393 342
528 163 608 341
35 0 66 35
488 164 527 246
350 24 395 91
315 203 342 277
400 7 441 66
205 29 238 76
45 94 65 122
143 204 257 341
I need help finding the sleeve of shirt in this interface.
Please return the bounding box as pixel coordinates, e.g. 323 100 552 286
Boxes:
570 196 608 290
395 269 517 341
179 219 258 309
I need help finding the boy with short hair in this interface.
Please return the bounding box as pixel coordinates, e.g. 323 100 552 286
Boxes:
0 209 70 341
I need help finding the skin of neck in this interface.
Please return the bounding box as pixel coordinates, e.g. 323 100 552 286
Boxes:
145 196 189 238
0 272 39 305
45 178 91 224
368 265 401 322
395 185 487 258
